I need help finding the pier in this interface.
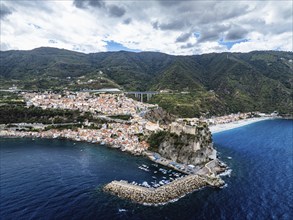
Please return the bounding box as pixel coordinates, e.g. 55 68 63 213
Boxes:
104 174 224 205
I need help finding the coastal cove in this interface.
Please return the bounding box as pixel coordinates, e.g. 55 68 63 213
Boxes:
0 119 292 219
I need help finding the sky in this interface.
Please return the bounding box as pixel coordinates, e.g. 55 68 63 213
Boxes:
0 0 292 55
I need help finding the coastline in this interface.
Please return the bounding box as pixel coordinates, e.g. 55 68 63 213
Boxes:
0 131 226 176
0 131 227 205
209 117 275 134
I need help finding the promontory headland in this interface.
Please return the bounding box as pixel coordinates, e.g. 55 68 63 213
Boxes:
0 90 275 205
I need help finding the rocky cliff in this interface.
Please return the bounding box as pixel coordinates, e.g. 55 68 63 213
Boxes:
148 120 216 166
143 107 176 125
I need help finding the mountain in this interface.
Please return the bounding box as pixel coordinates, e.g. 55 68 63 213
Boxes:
0 47 292 117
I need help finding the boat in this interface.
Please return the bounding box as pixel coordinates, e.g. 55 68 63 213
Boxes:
141 181 151 188
159 180 165 185
142 164 149 168
159 168 167 174
138 166 150 172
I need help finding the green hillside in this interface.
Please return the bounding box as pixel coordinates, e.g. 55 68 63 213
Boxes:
0 47 292 117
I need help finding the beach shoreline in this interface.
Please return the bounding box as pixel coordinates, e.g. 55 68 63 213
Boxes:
209 117 276 134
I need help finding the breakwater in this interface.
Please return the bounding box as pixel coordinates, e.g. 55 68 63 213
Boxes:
104 174 224 205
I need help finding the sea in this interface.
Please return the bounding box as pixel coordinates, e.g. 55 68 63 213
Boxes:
0 119 292 220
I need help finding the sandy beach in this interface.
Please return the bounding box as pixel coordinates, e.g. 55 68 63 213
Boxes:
209 117 274 134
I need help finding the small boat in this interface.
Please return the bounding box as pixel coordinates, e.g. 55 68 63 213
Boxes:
142 164 149 168
138 166 150 172
141 181 150 187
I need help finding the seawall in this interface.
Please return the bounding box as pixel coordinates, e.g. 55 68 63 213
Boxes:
104 174 224 205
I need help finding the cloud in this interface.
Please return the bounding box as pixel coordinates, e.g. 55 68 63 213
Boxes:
153 20 190 31
73 0 104 9
197 24 230 43
123 18 132 25
225 26 248 41
0 0 292 55
0 4 12 19
107 5 125 17
181 42 196 49
28 23 42 30
156 0 184 7
230 32 293 53
176 32 192 43
0 42 11 50
73 0 125 18
48 39 58 44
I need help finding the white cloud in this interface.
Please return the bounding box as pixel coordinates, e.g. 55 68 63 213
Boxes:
230 32 293 52
0 0 292 55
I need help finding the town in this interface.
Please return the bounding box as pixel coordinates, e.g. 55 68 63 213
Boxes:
0 90 277 205
1 91 274 156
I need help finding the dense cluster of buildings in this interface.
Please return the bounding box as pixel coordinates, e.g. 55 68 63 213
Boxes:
206 112 265 125
24 92 156 116
4 92 164 154
0 122 150 154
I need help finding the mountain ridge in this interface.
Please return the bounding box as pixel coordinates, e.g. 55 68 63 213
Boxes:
1 47 292 117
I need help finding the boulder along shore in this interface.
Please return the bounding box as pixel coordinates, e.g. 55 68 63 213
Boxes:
104 174 224 205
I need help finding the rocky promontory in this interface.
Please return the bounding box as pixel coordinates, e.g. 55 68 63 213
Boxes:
148 118 216 167
104 118 227 205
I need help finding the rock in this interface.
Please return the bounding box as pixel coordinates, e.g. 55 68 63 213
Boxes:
104 174 215 205
157 121 214 166
143 107 176 125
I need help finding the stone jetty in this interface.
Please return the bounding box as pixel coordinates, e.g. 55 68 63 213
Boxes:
104 174 224 205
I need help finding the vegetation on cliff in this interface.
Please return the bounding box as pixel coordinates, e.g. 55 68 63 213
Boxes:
147 121 214 166
0 105 92 124
147 131 169 152
0 93 101 125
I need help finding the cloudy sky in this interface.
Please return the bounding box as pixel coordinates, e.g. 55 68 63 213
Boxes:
0 0 292 55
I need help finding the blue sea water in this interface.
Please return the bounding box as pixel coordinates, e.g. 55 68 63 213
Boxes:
0 119 292 220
